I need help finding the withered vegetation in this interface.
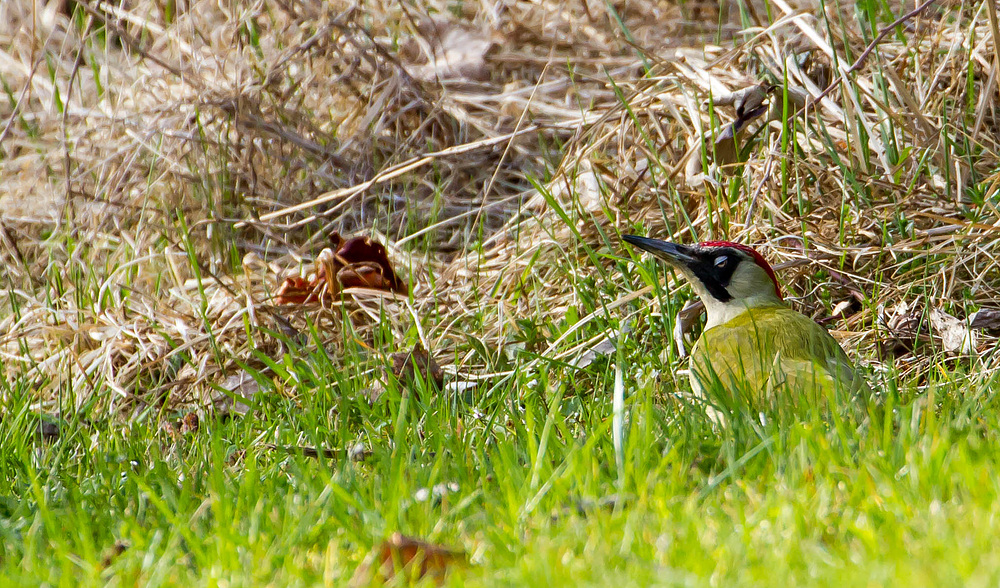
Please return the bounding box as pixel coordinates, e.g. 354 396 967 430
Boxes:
1 0 998 417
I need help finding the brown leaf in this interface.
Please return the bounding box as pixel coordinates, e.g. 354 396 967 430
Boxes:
392 345 445 389
101 541 129 568
878 300 927 355
711 83 769 110
970 308 1000 331
350 533 466 587
734 84 772 124
929 308 976 355
262 443 370 461
273 233 407 305
712 123 739 168
881 300 924 336
672 299 706 358
160 419 181 439
315 247 341 296
407 18 495 83
879 301 981 356
36 417 61 442
212 370 262 417
273 275 324 305
570 337 616 369
334 234 408 295
709 82 773 133
180 412 199 434
339 262 396 291
162 412 200 440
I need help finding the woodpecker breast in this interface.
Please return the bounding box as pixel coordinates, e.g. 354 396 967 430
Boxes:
688 305 867 416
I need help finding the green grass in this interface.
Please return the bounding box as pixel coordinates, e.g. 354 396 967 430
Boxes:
3 273 1000 586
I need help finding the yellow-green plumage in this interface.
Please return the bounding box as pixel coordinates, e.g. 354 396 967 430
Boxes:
689 303 868 412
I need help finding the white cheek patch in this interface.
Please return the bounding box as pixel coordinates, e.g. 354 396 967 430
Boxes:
723 263 759 300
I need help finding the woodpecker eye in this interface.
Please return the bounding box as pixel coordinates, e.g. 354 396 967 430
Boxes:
714 255 730 268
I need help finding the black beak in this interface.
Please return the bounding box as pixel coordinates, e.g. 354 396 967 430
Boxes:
622 235 696 267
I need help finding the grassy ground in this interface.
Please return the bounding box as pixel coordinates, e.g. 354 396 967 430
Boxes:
3 0 1000 585
4 317 1000 586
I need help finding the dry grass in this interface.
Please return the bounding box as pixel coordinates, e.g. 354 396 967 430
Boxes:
2 0 999 416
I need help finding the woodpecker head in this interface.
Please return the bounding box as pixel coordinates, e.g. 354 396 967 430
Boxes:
623 235 783 328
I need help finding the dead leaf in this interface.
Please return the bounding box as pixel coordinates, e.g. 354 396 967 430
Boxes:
101 541 129 567
160 419 181 438
672 299 706 358
263 443 370 461
703 82 812 172
274 233 407 305
161 412 200 439
712 123 739 168
831 299 853 317
350 533 466 587
332 233 408 294
711 83 770 112
212 369 262 417
180 412 199 434
878 299 927 357
879 300 926 346
970 308 1000 331
880 301 980 356
362 382 387 405
339 263 396 291
709 82 773 135
226 449 247 467
570 337 616 369
929 307 976 354
35 416 61 442
273 275 324 306
392 345 445 389
735 86 772 125
407 18 495 83
763 86 809 123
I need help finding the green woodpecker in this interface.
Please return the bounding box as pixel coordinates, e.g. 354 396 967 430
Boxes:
622 235 868 417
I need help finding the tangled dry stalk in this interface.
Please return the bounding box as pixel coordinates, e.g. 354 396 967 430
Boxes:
1 0 999 416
